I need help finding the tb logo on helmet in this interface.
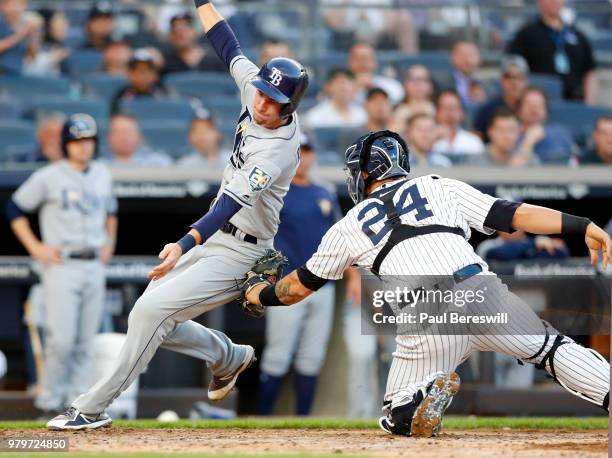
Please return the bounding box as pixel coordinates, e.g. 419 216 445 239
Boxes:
269 67 283 86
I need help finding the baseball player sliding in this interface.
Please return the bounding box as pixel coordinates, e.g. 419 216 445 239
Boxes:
242 130 611 437
47 0 308 430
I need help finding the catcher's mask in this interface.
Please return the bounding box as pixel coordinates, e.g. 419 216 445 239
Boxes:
344 130 411 205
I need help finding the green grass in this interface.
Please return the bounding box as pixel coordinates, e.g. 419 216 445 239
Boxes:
0 416 608 431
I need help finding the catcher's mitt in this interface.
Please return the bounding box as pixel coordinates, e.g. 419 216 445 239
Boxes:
239 249 289 318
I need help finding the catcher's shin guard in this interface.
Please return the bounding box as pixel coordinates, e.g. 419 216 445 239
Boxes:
523 327 610 410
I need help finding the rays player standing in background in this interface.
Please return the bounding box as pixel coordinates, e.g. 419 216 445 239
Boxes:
46 0 308 430
5 114 117 419
258 134 339 416
244 129 611 437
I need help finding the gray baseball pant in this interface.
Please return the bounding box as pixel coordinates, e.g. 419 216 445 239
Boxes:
72 231 271 415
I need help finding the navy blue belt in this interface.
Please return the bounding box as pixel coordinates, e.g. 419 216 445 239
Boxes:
68 249 98 260
453 263 482 283
221 222 258 245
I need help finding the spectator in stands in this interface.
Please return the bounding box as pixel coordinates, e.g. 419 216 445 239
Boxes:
258 38 293 66
363 88 392 133
102 39 132 77
484 108 539 166
177 108 228 168
24 9 69 76
432 89 485 158
0 0 38 75
321 0 417 53
106 113 172 166
347 42 404 105
474 55 530 141
110 49 168 114
162 13 224 74
477 230 568 262
30 113 65 163
516 87 576 164
81 2 114 51
405 113 451 167
392 64 436 132
507 0 597 103
439 41 484 106
580 115 612 165
303 68 366 129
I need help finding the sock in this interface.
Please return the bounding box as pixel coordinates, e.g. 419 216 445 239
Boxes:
258 372 283 415
295 373 318 416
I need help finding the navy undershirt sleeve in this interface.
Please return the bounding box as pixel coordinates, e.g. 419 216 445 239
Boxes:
190 193 242 243
483 200 521 233
5 198 26 222
206 20 243 69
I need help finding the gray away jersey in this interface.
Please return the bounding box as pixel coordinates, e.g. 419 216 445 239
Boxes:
12 160 117 252
306 175 499 279
215 55 301 240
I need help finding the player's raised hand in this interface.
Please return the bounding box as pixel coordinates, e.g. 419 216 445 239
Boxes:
31 243 62 265
585 223 611 269
148 243 182 281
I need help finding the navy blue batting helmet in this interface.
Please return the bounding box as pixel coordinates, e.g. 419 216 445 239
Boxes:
251 57 309 118
61 113 98 157
344 130 411 205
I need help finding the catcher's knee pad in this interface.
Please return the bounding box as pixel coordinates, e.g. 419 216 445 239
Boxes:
384 390 425 436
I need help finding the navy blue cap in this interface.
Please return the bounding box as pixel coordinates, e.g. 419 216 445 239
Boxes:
300 133 315 152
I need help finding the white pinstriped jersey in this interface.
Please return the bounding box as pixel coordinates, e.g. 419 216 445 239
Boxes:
306 175 498 279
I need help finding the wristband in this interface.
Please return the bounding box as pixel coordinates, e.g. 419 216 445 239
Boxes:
177 234 197 254
194 0 210 7
259 283 285 307
561 213 591 235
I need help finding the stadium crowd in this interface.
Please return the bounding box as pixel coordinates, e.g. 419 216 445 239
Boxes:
0 0 611 167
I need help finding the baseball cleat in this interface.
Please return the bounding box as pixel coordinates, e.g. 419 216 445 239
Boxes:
208 345 256 401
378 416 393 434
410 372 460 438
47 407 112 430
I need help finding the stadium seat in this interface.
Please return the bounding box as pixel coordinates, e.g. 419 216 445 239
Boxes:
165 72 239 100
530 74 563 101
219 124 237 149
312 127 362 158
34 99 109 125
317 149 344 166
82 73 128 99
206 96 241 124
0 120 36 161
118 99 196 125
0 97 22 120
64 50 103 78
548 102 612 144
389 51 454 76
0 76 73 102
140 121 191 158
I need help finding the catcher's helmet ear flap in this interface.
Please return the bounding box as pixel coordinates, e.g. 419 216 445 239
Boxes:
344 130 411 205
61 113 99 158
251 57 309 119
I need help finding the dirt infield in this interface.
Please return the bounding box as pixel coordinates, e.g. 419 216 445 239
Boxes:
4 428 608 457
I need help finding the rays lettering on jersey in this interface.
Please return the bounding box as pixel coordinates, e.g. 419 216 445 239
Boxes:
358 184 434 245
61 188 101 215
231 109 252 169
